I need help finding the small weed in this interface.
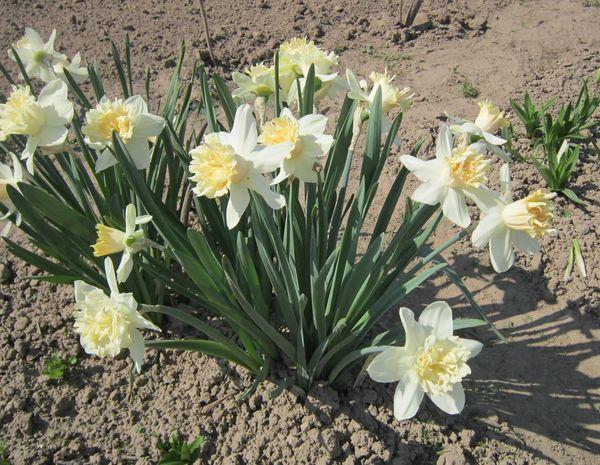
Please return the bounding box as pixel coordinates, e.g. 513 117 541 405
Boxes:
363 44 374 55
158 435 205 465
0 439 10 465
461 80 480 98
421 425 443 456
333 44 346 55
42 355 77 381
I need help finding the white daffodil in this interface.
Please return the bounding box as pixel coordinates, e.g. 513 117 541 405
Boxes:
471 164 555 272
451 100 510 160
0 153 24 236
0 80 73 174
189 104 292 229
10 28 66 83
367 302 483 421
92 204 152 283
232 63 277 100
53 52 88 84
347 68 413 144
400 125 493 228
279 37 346 104
258 108 333 184
73 257 160 373
82 95 165 173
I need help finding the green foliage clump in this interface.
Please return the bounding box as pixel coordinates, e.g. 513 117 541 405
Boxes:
42 355 77 381
158 435 204 465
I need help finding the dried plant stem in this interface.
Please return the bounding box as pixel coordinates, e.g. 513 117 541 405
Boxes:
405 0 423 27
198 0 215 62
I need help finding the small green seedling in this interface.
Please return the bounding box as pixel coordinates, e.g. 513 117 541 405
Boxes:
564 239 587 281
0 439 10 465
158 435 205 465
461 80 480 98
42 355 77 381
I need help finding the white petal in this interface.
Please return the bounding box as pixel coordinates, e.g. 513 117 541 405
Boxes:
128 330 146 374
37 79 68 105
442 188 471 228
298 114 328 135
125 139 151 170
125 95 148 116
135 215 153 225
271 166 292 185
499 164 512 200
399 307 426 353
471 213 504 248
482 131 506 146
436 125 453 160
249 143 293 173
226 184 250 229
346 69 368 101
36 118 68 147
367 347 412 383
458 338 483 359
429 383 465 415
133 113 165 138
95 148 117 172
247 172 285 210
74 280 98 303
394 380 424 421
116 251 133 283
104 257 120 297
125 204 136 235
510 230 540 254
230 104 257 156
399 156 442 182
465 187 502 212
489 230 514 273
418 301 453 339
412 181 447 206
454 122 482 136
288 156 318 183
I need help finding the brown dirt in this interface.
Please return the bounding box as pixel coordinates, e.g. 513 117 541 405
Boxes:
1 0 599 464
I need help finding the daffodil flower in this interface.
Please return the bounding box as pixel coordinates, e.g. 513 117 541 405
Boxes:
279 38 347 104
189 104 292 229
92 204 152 282
471 164 555 272
53 52 88 84
82 95 165 173
451 100 510 160
10 28 66 83
258 108 333 184
367 302 483 421
232 63 277 100
0 153 24 236
400 125 493 228
73 258 160 373
0 80 74 174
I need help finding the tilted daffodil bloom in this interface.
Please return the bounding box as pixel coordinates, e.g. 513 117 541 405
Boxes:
367 302 483 421
82 95 165 173
400 125 493 228
189 104 292 229
10 28 66 83
73 258 160 373
259 108 333 184
53 52 89 84
472 164 555 272
232 63 277 100
347 68 413 142
0 80 73 174
92 204 152 283
451 100 510 160
0 153 24 236
279 37 346 104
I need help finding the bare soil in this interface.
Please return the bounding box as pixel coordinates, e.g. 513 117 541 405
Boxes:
0 0 599 464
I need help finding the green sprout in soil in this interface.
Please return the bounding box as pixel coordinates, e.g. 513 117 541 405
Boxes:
461 80 480 98
564 239 587 281
42 355 77 381
158 435 205 465
0 439 10 465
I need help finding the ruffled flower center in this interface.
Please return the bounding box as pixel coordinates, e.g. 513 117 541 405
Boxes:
502 190 555 238
259 115 302 159
0 86 46 136
414 335 471 395
474 101 510 133
83 99 135 144
447 145 490 188
368 71 413 113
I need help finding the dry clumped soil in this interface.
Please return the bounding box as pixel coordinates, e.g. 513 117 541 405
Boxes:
1 0 600 464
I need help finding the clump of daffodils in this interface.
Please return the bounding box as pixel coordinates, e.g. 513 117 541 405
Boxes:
10 28 88 84
368 302 482 420
73 258 160 373
82 95 165 172
0 80 73 173
92 204 153 282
